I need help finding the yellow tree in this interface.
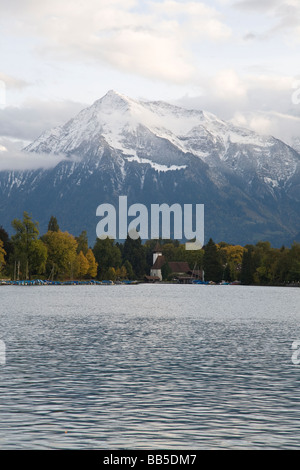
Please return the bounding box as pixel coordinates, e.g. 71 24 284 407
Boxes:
219 244 245 280
107 267 116 281
116 265 127 280
85 248 98 278
221 245 245 265
0 240 6 274
42 230 77 280
74 251 89 279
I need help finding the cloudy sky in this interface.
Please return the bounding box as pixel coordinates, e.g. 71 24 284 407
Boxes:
1 0 300 168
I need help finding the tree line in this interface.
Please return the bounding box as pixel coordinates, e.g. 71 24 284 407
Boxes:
0 212 299 285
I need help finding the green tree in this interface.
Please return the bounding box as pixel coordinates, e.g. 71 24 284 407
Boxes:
254 248 281 285
123 260 135 280
161 261 172 281
161 243 177 263
47 216 60 232
122 236 147 279
203 238 223 283
28 239 48 276
11 211 46 278
182 246 204 271
223 263 232 282
76 230 88 255
93 237 122 280
286 243 300 282
240 247 255 285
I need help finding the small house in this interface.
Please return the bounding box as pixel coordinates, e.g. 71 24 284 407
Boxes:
149 244 204 282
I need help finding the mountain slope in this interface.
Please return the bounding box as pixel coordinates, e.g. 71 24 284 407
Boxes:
1 90 299 246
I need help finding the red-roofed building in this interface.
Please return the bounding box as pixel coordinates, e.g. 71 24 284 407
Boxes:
149 245 203 282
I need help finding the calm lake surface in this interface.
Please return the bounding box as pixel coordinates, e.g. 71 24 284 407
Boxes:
0 284 300 449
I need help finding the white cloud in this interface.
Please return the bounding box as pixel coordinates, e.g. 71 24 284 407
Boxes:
234 0 300 41
0 138 70 171
175 69 300 144
210 69 247 99
150 1 232 41
0 73 29 90
1 0 299 149
93 30 194 83
231 110 300 145
0 99 86 140
0 0 231 84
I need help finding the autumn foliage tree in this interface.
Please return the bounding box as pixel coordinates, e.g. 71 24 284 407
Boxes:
0 240 6 275
42 230 77 280
85 249 98 278
0 226 12 263
74 251 89 278
219 243 245 281
3 209 300 284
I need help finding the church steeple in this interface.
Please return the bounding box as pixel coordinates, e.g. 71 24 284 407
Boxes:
153 242 162 265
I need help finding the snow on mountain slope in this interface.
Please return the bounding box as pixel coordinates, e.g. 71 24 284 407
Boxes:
25 90 268 155
25 90 300 188
1 90 300 246
291 138 300 153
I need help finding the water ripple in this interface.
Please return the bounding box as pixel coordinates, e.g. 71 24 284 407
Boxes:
0 285 300 449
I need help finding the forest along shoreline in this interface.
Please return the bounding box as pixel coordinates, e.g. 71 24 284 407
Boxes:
0 212 300 287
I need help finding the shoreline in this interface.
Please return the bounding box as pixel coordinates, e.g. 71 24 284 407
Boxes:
0 279 299 287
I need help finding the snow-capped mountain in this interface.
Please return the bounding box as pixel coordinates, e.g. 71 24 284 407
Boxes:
291 138 300 154
0 90 300 246
25 90 299 186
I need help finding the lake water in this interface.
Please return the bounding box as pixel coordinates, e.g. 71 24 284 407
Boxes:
0 284 300 450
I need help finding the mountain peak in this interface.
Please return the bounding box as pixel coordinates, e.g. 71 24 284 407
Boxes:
4 90 300 247
24 90 300 190
105 89 126 98
95 89 133 109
